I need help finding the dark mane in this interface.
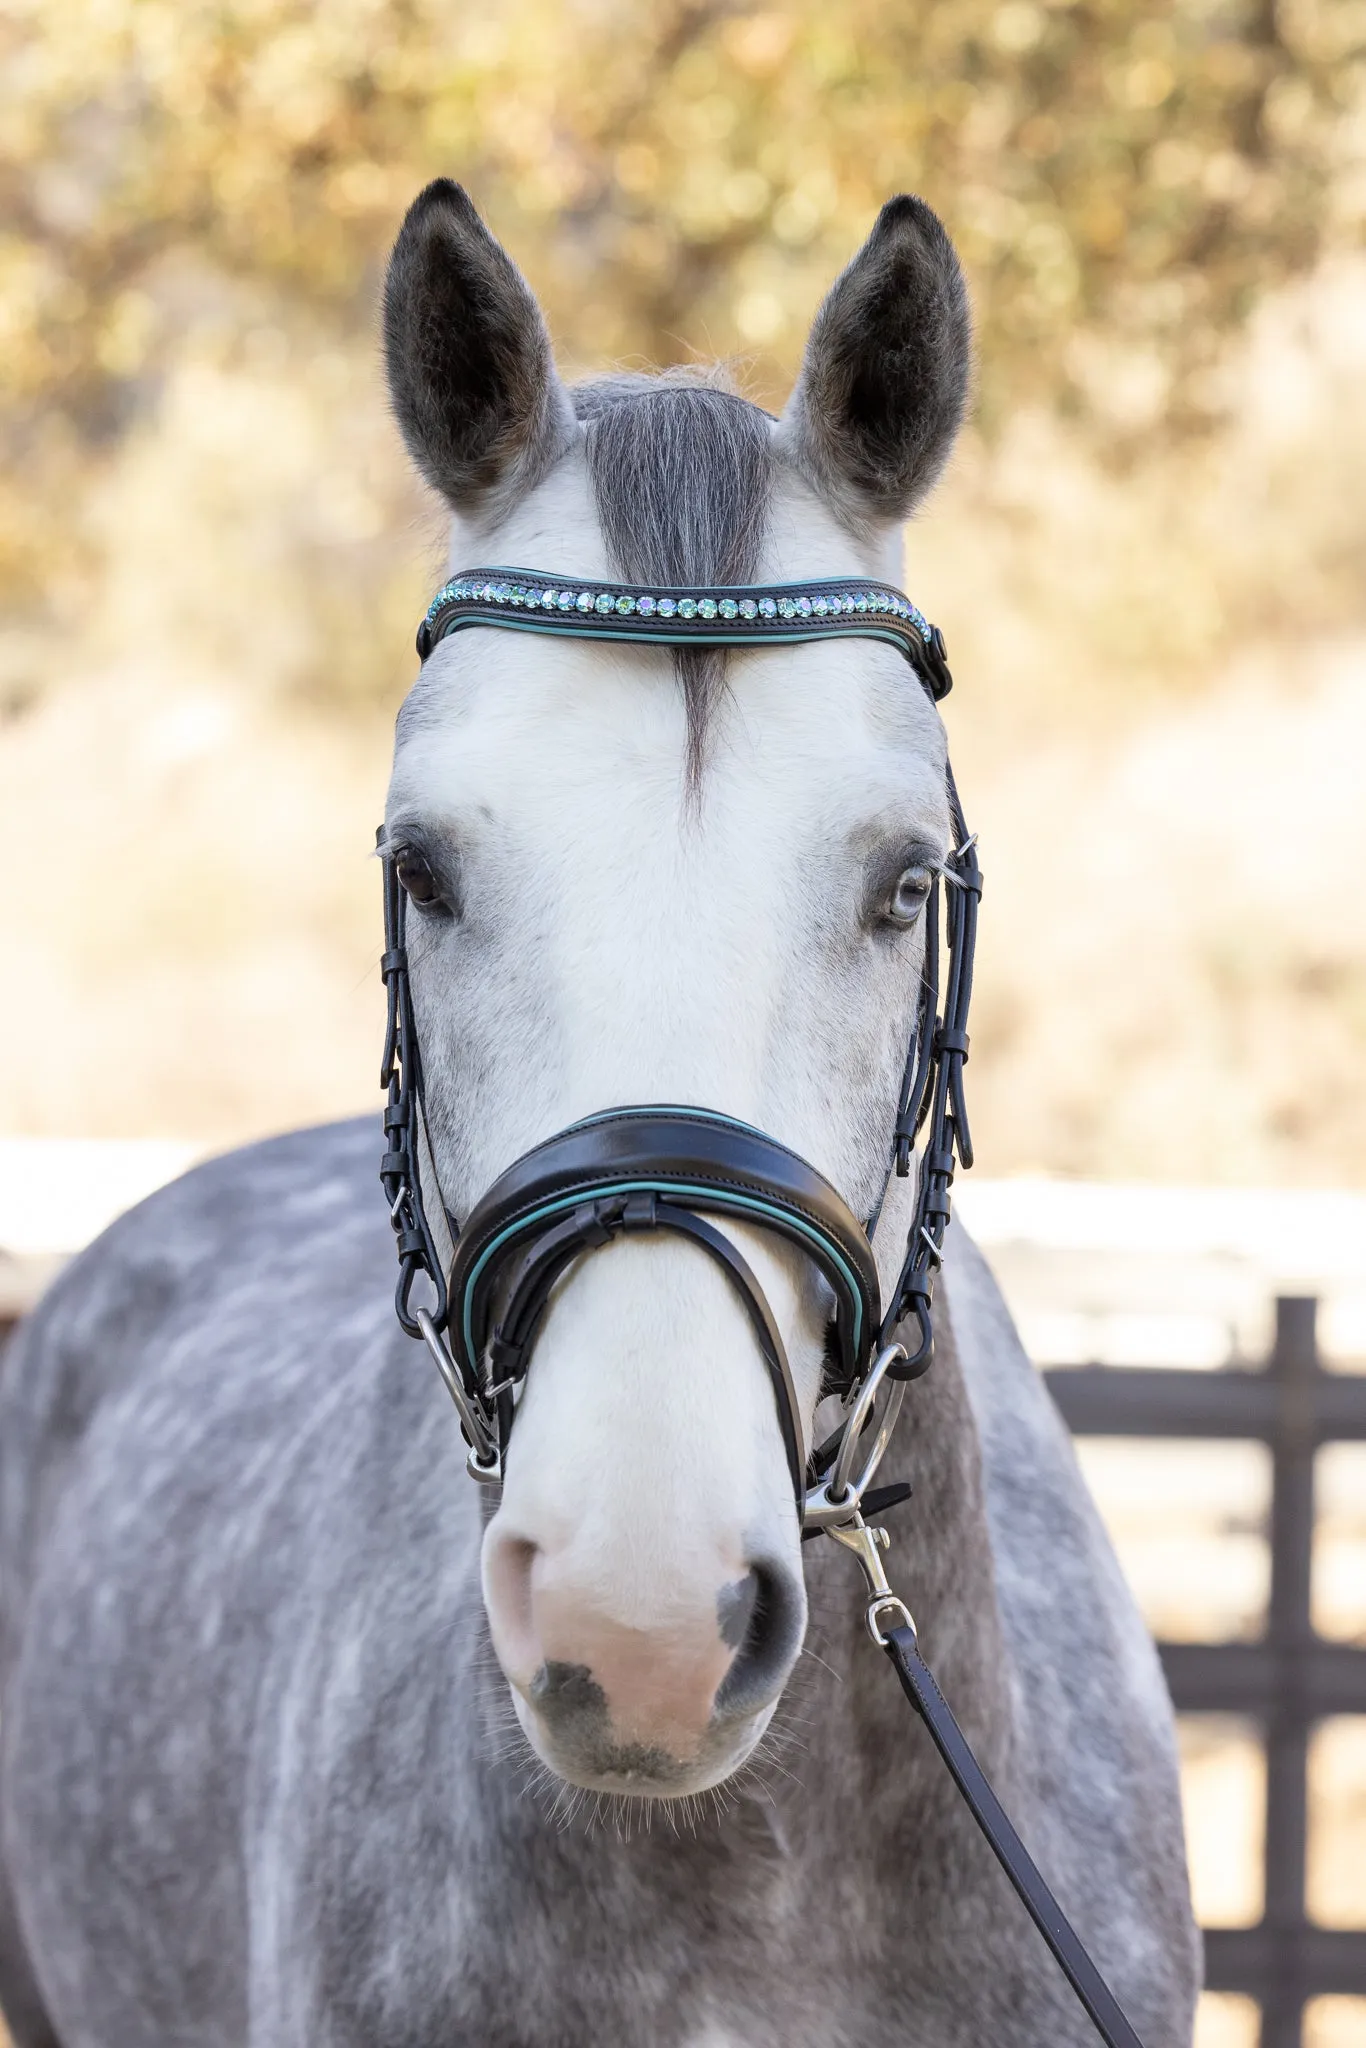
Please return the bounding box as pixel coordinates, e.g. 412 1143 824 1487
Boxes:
575 375 774 785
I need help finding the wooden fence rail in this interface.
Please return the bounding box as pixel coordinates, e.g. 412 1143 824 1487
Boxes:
1047 1297 1366 2048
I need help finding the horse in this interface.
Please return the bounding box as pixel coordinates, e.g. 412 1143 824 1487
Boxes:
0 183 1200 2047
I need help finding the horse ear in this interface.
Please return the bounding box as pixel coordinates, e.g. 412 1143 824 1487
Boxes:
383 180 574 514
777 196 971 530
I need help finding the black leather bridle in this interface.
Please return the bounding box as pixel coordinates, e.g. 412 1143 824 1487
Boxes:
375 565 1147 2048
378 567 978 1510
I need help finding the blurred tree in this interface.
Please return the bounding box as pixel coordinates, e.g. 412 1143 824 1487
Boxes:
0 0 1361 609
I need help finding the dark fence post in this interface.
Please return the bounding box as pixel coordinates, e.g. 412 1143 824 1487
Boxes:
1045 1293 1366 2033
1260 1297 1318 2048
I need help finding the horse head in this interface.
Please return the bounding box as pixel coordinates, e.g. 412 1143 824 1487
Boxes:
381 181 970 1799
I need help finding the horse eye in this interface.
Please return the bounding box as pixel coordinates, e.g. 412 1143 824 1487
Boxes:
884 865 934 927
395 850 443 909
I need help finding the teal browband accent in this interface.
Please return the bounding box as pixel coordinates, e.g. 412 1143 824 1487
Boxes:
416 567 953 700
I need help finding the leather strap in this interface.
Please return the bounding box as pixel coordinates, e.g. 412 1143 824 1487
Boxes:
882 1624 1147 2048
488 1192 806 1505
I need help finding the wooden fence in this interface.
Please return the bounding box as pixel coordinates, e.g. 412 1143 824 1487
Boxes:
1047 1297 1366 2047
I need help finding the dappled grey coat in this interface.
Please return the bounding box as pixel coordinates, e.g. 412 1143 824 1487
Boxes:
0 1120 1198 2045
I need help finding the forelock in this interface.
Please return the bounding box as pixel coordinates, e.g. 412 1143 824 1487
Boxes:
576 375 775 784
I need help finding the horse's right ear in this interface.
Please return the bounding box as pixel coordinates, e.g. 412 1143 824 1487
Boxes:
383 181 575 515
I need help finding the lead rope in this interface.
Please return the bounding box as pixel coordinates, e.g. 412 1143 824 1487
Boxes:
825 1517 1148 2048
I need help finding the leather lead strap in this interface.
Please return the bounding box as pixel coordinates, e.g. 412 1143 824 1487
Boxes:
486 1194 808 1508
882 1625 1148 2048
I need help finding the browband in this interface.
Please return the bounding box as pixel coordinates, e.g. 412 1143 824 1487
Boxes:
416 568 954 700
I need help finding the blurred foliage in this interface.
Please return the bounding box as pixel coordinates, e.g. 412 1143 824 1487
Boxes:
1 0 1364 1180
1 0 1363 613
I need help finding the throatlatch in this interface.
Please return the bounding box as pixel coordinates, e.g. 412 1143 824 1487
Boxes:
378 566 1150 2048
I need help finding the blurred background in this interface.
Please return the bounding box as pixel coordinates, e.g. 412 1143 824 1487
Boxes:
1 1 1364 2043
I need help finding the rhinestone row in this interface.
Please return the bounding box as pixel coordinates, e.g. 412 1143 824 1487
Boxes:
426 577 930 642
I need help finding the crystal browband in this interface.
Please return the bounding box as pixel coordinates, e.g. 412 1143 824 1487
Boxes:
416 568 953 699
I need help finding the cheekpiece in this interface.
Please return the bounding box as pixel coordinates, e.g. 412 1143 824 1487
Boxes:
416 567 953 699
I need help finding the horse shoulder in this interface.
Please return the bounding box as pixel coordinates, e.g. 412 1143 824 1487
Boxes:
1 1119 375 1620
0 1119 494 2046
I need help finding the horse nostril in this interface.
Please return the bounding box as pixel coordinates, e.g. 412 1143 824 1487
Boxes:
714 1561 804 1719
483 1533 542 1679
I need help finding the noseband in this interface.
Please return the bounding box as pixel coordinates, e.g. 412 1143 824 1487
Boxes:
378 566 980 1516
375 565 1150 2048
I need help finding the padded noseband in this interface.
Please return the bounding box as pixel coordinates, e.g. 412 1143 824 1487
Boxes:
448 1108 882 1508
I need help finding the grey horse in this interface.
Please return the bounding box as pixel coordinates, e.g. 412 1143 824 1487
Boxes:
0 186 1200 2046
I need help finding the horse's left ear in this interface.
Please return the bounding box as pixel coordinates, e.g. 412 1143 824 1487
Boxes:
384 180 575 516
777 196 971 530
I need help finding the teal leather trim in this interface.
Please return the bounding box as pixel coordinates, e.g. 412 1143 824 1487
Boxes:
431 613 921 659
